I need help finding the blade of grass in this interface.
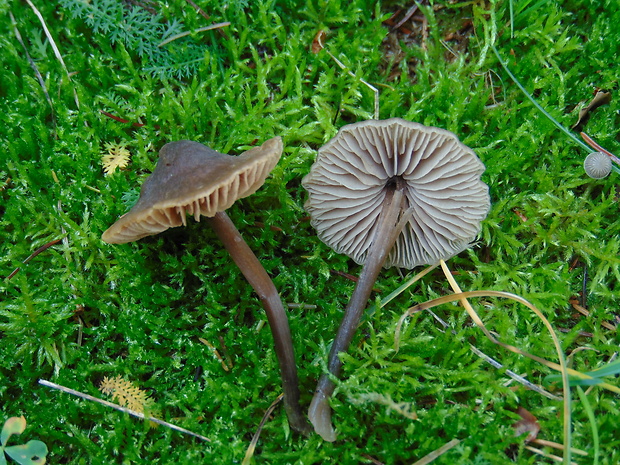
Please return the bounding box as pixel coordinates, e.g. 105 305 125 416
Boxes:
575 386 599 465
492 46 591 153
379 263 439 309
438 260 571 465
24 0 80 109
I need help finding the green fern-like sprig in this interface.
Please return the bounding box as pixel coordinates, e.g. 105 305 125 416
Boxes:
59 0 204 78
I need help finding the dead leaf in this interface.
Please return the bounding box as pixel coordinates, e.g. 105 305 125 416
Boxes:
512 406 540 442
572 89 611 131
311 30 326 54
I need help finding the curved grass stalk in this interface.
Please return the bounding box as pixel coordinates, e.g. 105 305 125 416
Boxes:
393 260 572 465
492 46 591 153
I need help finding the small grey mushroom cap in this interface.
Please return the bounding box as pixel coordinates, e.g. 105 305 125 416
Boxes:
584 151 612 179
302 118 490 269
102 137 282 244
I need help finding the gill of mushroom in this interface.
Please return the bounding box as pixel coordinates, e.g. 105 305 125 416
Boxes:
102 137 311 434
302 118 491 441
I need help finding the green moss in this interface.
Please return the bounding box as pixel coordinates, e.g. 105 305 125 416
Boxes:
1 0 619 463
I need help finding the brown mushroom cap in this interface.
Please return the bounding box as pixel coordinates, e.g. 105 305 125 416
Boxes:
302 118 490 269
102 137 283 244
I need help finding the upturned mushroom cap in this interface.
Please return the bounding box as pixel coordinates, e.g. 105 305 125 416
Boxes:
102 137 283 244
584 151 612 179
302 118 490 269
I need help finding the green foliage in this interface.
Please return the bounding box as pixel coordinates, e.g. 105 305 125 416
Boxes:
0 417 47 465
1 0 619 463
545 359 620 387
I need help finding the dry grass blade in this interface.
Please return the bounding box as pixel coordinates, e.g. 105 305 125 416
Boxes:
38 379 210 442
198 337 231 371
312 31 380 120
242 394 284 465
400 289 620 394
395 260 573 464
570 300 617 331
9 12 55 128
410 438 461 465
158 22 231 47
524 445 578 464
24 0 80 109
531 439 589 457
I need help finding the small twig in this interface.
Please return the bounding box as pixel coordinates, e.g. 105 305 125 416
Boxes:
100 110 145 127
6 238 62 280
570 299 617 332
158 22 231 47
38 380 210 442
242 394 284 465
184 0 212 20
361 454 384 465
286 303 317 310
24 0 80 109
331 269 382 293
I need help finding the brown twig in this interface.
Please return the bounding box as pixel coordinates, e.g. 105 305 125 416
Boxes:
100 110 146 127
330 269 382 293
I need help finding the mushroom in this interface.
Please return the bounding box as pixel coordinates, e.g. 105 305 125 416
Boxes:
583 151 612 179
102 137 311 434
302 118 490 440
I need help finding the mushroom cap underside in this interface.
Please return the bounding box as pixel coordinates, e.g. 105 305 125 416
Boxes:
302 118 490 269
102 137 283 244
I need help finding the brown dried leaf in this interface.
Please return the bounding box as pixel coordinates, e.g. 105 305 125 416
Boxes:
512 406 540 442
572 89 612 131
311 30 326 54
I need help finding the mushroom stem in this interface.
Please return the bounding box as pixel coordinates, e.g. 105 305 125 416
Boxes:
207 211 311 435
309 185 409 441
